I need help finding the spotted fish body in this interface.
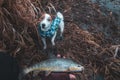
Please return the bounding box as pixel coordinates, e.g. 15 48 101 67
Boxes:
19 58 84 80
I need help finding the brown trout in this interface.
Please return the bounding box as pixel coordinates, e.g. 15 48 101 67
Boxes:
19 58 84 80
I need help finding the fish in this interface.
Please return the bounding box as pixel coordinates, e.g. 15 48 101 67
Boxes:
19 58 84 80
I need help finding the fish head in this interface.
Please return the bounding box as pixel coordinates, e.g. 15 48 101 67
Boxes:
68 64 84 72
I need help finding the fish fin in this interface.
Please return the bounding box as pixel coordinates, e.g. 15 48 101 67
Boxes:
45 71 52 76
67 68 70 71
33 71 40 77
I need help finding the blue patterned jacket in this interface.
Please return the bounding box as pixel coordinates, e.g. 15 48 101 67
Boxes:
38 16 61 38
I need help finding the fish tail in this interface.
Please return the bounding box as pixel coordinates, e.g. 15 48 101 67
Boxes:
24 67 34 74
18 67 33 80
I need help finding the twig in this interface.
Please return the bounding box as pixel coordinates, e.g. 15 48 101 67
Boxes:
114 46 119 58
49 3 56 13
111 45 120 48
47 6 51 14
30 3 38 16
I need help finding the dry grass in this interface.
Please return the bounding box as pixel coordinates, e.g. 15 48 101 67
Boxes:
0 0 120 80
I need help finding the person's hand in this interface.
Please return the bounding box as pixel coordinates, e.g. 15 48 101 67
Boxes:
69 74 76 80
40 54 76 80
57 54 76 80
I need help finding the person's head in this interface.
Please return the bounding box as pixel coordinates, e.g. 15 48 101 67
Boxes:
0 52 19 80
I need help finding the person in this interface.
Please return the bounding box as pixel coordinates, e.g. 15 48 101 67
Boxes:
0 51 19 80
40 54 76 80
0 51 76 80
40 73 76 80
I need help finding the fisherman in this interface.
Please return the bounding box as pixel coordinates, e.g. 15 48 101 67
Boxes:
39 54 76 80
18 54 79 80
39 72 76 80
0 52 78 80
